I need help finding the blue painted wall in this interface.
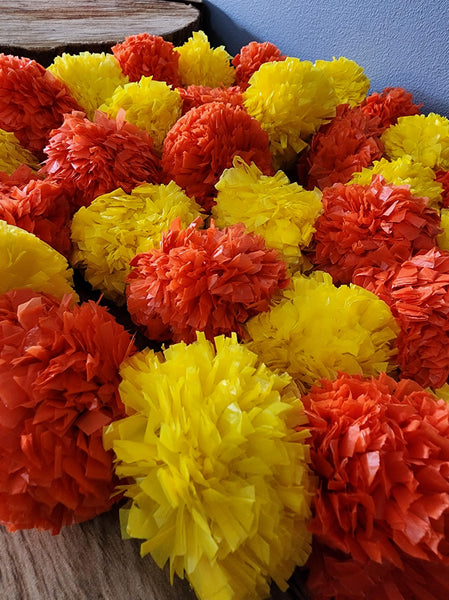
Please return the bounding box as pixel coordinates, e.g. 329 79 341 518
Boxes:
202 0 449 117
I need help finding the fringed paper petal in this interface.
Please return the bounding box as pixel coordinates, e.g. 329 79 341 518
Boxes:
315 57 370 107
232 42 286 91
0 128 40 174
103 333 315 600
178 84 243 115
361 87 422 133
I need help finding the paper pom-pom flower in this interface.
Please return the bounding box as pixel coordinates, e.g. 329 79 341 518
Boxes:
315 56 370 107
212 157 322 270
0 54 80 157
0 220 74 298
436 169 449 207
0 178 72 257
103 333 315 600
41 110 161 209
112 33 180 86
360 86 422 132
382 113 449 170
126 219 289 343
0 288 135 533
354 248 449 389
178 84 243 114
245 271 398 391
0 128 40 174
302 372 449 598
71 182 202 304
349 156 443 209
311 175 442 285
243 58 338 168
99 76 182 153
301 103 383 190
232 41 286 90
48 52 129 120
175 30 235 88
161 101 273 211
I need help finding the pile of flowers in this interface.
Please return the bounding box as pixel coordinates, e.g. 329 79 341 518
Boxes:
0 28 449 600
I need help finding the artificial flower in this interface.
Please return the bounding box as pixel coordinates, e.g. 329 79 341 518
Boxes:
435 169 449 207
245 271 398 391
212 156 322 271
311 175 441 284
161 101 273 211
353 248 449 389
41 110 161 209
99 76 182 153
0 54 80 157
175 30 235 88
0 288 135 533
315 56 370 107
0 128 40 174
381 113 449 170
126 218 289 343
348 156 443 209
0 220 75 298
112 33 180 86
178 84 243 114
103 332 315 600
48 52 129 120
243 57 338 168
360 86 422 132
232 41 286 90
71 182 201 304
300 104 383 190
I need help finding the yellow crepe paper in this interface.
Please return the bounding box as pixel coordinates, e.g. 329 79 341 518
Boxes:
315 56 370 107
245 271 399 391
212 157 322 271
48 52 129 120
0 128 40 174
381 112 449 170
348 156 443 209
175 30 235 88
71 182 201 304
99 76 182 153
103 332 315 600
437 208 449 251
243 57 338 169
0 220 75 298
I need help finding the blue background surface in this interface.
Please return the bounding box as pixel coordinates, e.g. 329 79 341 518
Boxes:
202 0 449 117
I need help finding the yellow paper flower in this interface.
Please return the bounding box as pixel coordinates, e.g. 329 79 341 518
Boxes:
99 76 182 153
48 52 128 120
71 182 201 304
0 128 40 174
0 220 75 298
175 30 235 88
315 56 370 107
103 332 315 600
245 271 399 391
348 156 443 209
431 382 449 401
243 57 338 169
381 113 449 170
437 208 449 251
212 157 322 271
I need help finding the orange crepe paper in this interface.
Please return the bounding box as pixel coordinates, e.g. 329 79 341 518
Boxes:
177 84 243 115
0 289 136 533
126 218 289 343
0 178 72 257
0 54 80 158
310 175 441 285
161 101 274 211
360 87 422 133
232 41 286 90
298 104 383 190
300 372 449 599
41 110 161 210
436 169 449 208
353 248 449 389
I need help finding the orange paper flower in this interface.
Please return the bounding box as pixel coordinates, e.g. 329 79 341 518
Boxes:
41 110 161 209
126 218 289 343
111 33 180 86
360 87 422 133
177 84 243 114
310 175 441 284
232 41 286 90
0 288 136 533
161 101 273 211
436 169 449 208
0 54 80 158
